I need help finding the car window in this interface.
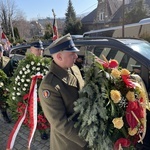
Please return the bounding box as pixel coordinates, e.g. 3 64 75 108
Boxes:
128 42 150 60
78 45 142 76
10 48 27 55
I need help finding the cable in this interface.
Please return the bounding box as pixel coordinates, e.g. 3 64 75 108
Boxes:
78 3 97 14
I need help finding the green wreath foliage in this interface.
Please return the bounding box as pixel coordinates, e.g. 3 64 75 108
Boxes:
0 69 9 108
71 52 146 150
7 54 52 131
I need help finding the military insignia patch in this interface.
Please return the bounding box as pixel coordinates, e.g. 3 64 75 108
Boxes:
42 90 50 98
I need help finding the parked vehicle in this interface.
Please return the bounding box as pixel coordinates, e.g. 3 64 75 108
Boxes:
83 21 150 38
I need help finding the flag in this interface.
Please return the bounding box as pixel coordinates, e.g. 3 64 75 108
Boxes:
52 9 59 41
1 31 11 50
1 31 8 43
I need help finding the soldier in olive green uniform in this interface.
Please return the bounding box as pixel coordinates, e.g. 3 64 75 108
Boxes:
39 34 88 150
0 45 12 123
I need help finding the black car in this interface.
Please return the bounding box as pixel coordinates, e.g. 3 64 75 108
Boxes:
10 37 150 94
72 37 150 93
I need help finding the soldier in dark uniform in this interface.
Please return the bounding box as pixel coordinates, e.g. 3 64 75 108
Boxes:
0 45 12 123
39 34 88 150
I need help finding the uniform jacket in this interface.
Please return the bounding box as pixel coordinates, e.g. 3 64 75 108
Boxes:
0 56 13 77
39 61 87 150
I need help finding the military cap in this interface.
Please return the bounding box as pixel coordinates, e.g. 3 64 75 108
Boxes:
30 40 44 50
48 33 79 55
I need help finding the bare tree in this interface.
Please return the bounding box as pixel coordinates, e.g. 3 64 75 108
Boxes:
0 0 31 42
0 0 16 35
13 10 31 40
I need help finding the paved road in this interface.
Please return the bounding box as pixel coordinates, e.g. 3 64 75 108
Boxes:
0 113 50 150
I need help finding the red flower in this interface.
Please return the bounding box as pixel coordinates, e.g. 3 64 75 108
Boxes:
95 58 118 69
102 59 118 68
114 138 131 150
108 59 118 68
121 75 135 88
126 101 144 129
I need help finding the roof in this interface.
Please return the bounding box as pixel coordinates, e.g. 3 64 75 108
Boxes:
81 9 97 24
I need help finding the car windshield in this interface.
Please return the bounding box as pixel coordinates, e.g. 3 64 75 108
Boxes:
128 42 150 60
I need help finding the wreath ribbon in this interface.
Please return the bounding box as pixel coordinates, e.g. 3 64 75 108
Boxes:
6 73 43 150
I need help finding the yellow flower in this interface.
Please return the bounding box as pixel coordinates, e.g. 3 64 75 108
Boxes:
120 69 130 76
128 127 138 136
111 69 121 78
126 91 135 101
110 90 121 103
112 117 124 129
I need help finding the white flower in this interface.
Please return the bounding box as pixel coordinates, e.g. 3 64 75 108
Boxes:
12 96 16 100
32 67 36 70
22 75 26 78
23 88 26 91
17 76 20 79
36 67 40 71
17 88 20 91
0 82 4 87
22 67 26 71
26 64 30 68
44 69 48 73
19 70 23 74
37 62 40 66
15 78 18 82
12 92 15 95
31 61 34 65
24 84 28 87
26 79 30 82
42 63 45 66
13 87 16 90
24 71 28 74
16 92 21 96
18 82 21 86
44 70 49 75
21 79 25 82
27 69 30 73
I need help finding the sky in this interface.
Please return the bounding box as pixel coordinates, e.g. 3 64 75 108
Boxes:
14 0 98 20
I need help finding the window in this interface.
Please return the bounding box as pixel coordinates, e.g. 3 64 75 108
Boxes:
99 12 104 21
93 46 141 74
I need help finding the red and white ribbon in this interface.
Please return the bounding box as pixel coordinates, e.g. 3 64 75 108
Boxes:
6 73 43 150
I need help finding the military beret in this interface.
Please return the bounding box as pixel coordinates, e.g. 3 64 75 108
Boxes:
48 33 79 55
30 40 44 50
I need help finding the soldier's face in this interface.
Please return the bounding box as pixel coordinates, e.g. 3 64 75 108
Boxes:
60 51 78 68
30 47 43 56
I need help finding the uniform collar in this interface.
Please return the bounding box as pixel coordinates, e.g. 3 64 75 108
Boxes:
50 61 79 88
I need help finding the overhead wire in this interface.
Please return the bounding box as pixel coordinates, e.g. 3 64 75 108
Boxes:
77 3 97 15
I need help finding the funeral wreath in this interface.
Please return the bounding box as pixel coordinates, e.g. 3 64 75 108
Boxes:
7 54 52 133
71 52 148 150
